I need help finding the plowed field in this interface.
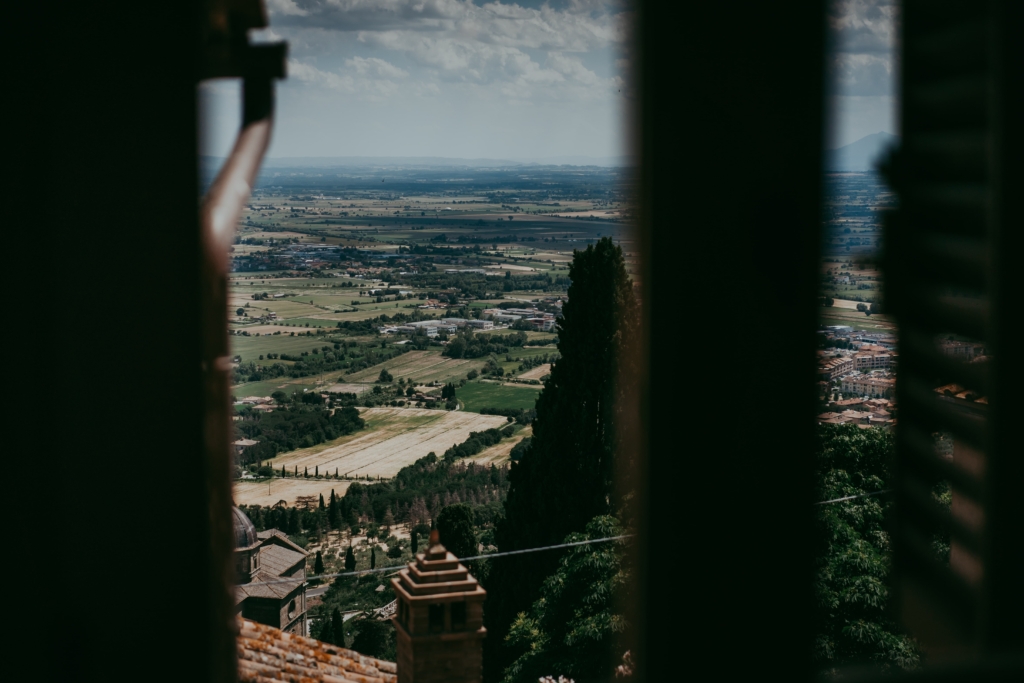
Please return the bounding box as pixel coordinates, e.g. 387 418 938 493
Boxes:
518 364 551 380
234 479 352 508
346 350 486 385
267 407 507 479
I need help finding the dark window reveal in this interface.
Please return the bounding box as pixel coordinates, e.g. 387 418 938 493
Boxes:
429 604 444 633
451 602 467 631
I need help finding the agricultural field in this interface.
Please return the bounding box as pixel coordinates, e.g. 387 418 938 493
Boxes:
219 163 631 490
265 407 508 479
345 349 488 386
230 370 361 401
518 364 551 380
234 478 351 508
457 380 542 413
465 426 532 466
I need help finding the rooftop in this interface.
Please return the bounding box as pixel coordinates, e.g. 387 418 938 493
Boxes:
238 617 396 683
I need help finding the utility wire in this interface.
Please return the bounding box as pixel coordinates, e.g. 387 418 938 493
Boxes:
246 492 891 589
246 534 633 588
815 489 892 505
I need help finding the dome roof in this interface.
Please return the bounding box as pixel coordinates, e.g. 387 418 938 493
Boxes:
233 506 259 549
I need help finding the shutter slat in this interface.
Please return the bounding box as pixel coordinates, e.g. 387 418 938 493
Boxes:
900 290 988 339
900 424 984 502
909 77 990 128
901 377 986 447
908 131 989 180
900 328 989 393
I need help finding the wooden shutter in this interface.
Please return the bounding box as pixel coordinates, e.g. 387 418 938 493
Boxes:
885 0 1021 655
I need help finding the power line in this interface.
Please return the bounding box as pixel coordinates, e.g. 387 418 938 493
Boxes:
815 489 892 506
246 491 891 589
245 534 633 588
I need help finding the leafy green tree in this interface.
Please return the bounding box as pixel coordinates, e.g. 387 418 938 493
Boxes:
447 337 467 358
437 503 476 560
351 619 393 660
314 550 325 575
487 237 639 679
344 545 356 572
813 424 921 673
502 516 629 683
377 368 393 383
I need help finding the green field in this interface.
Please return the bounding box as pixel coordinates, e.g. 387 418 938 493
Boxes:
230 333 339 362
457 380 542 412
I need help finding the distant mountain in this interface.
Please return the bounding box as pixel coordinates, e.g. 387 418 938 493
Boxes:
826 132 899 172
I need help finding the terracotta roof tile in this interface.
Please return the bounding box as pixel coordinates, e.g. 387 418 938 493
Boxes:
238 618 396 683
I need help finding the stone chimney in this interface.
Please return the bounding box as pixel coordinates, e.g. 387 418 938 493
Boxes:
391 529 487 683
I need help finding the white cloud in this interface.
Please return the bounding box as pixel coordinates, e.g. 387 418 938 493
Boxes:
286 58 407 99
345 56 409 79
271 0 624 51
266 0 308 17
229 1 628 157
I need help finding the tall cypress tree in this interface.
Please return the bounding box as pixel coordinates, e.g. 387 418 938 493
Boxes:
344 544 356 572
410 528 418 554
314 550 324 575
485 237 638 681
370 546 376 569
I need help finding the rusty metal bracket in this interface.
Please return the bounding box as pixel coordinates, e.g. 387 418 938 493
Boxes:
197 2 287 680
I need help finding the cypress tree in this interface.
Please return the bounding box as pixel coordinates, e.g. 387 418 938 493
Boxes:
370 546 376 569
304 467 308 478
410 528 418 554
486 237 639 680
314 550 324 575
319 494 325 511
315 465 319 477
344 545 356 572
331 607 344 646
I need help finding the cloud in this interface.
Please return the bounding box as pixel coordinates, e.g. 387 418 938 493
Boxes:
286 57 408 99
346 55 409 79
827 0 898 97
828 0 898 54
827 52 894 97
270 0 624 51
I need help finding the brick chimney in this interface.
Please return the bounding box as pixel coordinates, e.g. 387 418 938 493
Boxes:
391 529 487 683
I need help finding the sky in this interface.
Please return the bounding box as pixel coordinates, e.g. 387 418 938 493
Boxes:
199 0 896 160
199 0 631 160
825 0 899 149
